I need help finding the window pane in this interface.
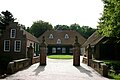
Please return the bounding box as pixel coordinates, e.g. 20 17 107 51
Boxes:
4 40 10 51
14 40 21 52
10 29 16 38
62 48 66 53
69 48 73 53
52 48 56 53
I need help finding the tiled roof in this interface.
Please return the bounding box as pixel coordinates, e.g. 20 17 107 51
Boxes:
38 30 86 45
23 30 39 43
82 31 104 47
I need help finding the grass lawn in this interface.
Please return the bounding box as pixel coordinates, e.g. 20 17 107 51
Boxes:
48 55 73 59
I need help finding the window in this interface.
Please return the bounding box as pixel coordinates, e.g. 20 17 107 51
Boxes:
62 48 66 53
4 40 10 51
69 48 73 53
14 40 21 52
57 39 61 44
34 43 36 52
52 48 56 53
49 34 53 39
65 34 69 39
10 29 16 38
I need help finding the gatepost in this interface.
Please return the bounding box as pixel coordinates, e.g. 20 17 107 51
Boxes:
40 36 47 66
87 44 92 66
73 36 81 66
27 43 34 65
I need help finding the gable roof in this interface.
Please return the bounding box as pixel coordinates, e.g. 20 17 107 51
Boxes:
38 30 86 45
82 31 104 47
23 30 39 43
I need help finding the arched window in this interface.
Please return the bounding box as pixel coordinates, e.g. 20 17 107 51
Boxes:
65 34 69 39
49 34 53 39
57 39 61 44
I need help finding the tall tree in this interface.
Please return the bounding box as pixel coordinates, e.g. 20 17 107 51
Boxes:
98 0 120 38
30 20 53 37
0 10 15 26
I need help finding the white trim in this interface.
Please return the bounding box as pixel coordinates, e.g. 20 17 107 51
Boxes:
4 40 10 52
65 34 69 39
10 29 16 38
14 40 21 52
49 34 54 39
57 39 61 44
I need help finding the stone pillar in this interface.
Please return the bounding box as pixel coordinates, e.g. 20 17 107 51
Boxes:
73 36 81 66
27 43 34 65
40 36 47 66
87 44 92 66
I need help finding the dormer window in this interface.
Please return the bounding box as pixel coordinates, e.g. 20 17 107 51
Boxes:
57 39 61 44
10 29 16 38
65 34 69 39
49 34 53 39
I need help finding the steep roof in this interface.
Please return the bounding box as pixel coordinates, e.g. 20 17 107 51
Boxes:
82 31 104 47
23 30 39 43
38 30 86 45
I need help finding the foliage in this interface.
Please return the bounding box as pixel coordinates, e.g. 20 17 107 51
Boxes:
30 20 53 37
103 60 120 79
70 23 96 38
48 55 73 59
108 72 120 79
98 0 120 38
78 26 96 38
0 10 15 26
54 23 96 38
54 24 69 30
70 23 80 30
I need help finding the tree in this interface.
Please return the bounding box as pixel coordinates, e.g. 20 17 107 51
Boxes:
79 26 96 38
70 23 80 30
30 20 53 37
54 25 69 30
70 23 96 38
0 10 15 26
98 0 120 38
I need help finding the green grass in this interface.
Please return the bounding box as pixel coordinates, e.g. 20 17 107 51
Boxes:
102 60 120 80
48 55 73 59
108 72 120 80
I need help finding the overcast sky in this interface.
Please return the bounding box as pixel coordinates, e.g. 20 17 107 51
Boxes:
0 0 103 28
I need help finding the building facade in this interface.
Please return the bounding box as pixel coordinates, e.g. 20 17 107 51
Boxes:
0 22 40 60
38 30 86 54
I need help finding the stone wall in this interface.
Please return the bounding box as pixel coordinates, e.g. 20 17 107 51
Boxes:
83 58 108 77
7 56 40 74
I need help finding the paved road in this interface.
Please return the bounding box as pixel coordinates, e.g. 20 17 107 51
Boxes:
2 57 109 80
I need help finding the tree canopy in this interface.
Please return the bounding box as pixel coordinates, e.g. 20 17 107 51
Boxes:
30 20 53 37
0 10 15 30
98 0 120 38
54 23 96 38
54 25 69 30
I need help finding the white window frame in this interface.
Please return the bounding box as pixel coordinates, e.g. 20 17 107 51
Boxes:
49 34 54 39
10 29 16 38
14 40 21 52
4 40 10 52
57 39 61 44
65 34 69 39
